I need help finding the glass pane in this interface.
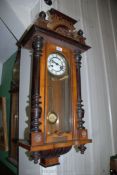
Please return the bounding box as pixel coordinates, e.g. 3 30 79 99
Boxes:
45 54 72 135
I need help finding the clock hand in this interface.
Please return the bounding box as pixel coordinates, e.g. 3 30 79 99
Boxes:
52 60 60 66
52 60 65 71
60 66 64 70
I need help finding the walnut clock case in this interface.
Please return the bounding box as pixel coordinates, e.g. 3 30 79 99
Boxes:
18 8 92 167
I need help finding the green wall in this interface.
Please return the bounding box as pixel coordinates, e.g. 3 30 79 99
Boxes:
0 53 17 174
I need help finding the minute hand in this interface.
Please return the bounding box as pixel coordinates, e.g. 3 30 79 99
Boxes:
52 60 61 66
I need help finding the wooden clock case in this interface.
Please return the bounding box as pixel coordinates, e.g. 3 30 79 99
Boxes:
18 8 92 167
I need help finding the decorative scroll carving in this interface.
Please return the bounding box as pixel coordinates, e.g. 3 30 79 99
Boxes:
39 146 72 167
47 9 76 31
35 8 86 44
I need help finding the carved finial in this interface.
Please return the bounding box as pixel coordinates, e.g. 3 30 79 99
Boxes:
32 152 40 164
78 29 83 36
39 11 46 20
78 52 82 62
78 145 87 154
32 36 43 52
44 0 52 6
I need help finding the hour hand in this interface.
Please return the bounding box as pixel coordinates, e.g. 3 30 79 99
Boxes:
52 60 59 66
60 66 65 70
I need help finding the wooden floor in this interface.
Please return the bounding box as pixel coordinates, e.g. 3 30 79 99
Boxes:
0 162 15 175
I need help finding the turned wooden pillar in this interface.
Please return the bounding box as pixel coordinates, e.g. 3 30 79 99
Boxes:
76 52 85 130
76 51 87 154
31 35 43 132
30 35 43 163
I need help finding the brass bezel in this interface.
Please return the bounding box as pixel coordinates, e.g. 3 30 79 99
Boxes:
47 51 69 80
47 112 58 124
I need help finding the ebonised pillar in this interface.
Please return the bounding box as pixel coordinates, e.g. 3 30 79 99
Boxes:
31 35 43 163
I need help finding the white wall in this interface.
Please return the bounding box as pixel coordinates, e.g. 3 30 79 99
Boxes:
109 0 117 153
19 0 117 175
0 0 35 64
0 19 17 64
109 0 117 55
0 0 33 39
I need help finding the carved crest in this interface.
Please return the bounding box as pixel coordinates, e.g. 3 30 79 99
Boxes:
34 8 86 44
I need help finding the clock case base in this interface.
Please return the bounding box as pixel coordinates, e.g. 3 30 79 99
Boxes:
19 139 92 152
40 157 60 167
19 139 91 167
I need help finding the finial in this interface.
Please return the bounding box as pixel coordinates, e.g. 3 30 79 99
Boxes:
78 29 83 36
39 11 46 19
44 0 52 6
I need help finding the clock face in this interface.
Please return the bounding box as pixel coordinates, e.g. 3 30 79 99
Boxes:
47 53 66 76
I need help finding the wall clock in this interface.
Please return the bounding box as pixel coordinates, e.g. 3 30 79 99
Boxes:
18 8 92 167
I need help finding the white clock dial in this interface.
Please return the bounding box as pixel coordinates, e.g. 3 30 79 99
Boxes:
47 53 66 76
